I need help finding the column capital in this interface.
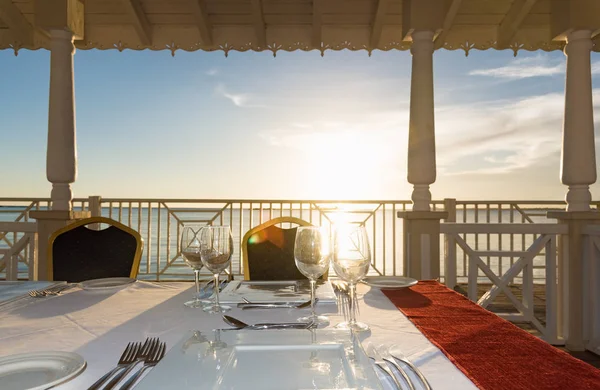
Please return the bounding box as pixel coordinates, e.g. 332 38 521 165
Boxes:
564 30 593 56
411 30 435 42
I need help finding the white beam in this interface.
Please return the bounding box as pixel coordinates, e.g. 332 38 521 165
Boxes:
370 0 388 49
0 0 34 45
123 0 152 46
312 0 321 48
434 0 462 49
190 0 212 46
497 0 537 48
250 0 266 47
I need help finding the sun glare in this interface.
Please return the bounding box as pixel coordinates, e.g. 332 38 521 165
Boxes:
300 131 384 199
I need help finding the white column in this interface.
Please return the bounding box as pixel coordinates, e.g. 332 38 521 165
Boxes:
407 30 436 211
561 30 596 212
46 30 77 211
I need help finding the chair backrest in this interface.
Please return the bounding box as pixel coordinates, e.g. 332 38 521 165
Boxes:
48 217 143 282
242 217 313 281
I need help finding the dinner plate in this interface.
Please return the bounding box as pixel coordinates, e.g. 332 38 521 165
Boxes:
361 276 418 289
219 280 337 304
135 329 383 390
0 351 86 390
80 277 136 291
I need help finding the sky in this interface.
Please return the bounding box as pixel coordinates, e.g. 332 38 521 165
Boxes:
0 47 599 201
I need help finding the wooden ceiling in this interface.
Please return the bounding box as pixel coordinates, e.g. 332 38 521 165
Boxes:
0 0 598 55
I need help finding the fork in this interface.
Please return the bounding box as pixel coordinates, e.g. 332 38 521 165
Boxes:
28 284 73 298
104 337 159 389
118 342 167 390
389 346 432 390
87 342 141 390
366 344 403 390
377 345 416 390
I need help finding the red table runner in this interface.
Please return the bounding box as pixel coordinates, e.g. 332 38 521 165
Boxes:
382 281 600 390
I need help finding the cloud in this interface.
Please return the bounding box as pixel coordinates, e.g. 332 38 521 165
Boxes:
214 84 265 108
436 89 600 175
206 68 219 76
469 54 600 80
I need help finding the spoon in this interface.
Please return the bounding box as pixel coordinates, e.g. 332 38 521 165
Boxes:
222 315 315 330
238 298 317 310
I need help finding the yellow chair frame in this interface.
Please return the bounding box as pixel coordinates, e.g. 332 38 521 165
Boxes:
47 216 143 281
241 216 312 281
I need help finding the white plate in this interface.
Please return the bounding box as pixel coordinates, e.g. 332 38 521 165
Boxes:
219 280 336 304
0 351 86 390
80 277 136 291
135 329 382 390
361 276 418 289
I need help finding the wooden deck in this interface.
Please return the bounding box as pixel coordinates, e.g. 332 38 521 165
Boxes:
456 283 600 369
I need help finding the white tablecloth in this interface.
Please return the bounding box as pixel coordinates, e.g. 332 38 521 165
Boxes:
0 281 477 389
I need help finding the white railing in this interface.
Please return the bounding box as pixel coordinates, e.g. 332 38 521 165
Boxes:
441 223 568 344
443 200 591 282
2 197 597 284
92 198 414 281
583 225 600 354
0 222 37 280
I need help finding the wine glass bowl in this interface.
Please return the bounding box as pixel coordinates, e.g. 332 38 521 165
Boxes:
200 226 233 313
180 225 206 308
294 226 331 326
332 224 371 332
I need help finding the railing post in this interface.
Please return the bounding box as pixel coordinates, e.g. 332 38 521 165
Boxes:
545 235 559 344
6 252 18 281
27 232 37 281
89 196 102 217
443 199 457 289
88 195 102 230
468 253 478 301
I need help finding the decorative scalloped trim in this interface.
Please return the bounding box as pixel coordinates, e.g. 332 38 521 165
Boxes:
1 39 586 57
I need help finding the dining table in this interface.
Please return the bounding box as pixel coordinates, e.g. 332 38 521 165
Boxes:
1 279 599 389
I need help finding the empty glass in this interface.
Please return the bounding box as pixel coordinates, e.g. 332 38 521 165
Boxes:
294 226 331 326
200 226 233 313
332 224 371 332
181 225 206 308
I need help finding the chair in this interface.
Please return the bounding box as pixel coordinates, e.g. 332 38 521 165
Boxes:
48 217 143 282
242 216 329 281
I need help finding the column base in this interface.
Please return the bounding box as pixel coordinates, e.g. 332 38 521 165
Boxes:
398 211 448 280
29 210 90 281
547 210 600 351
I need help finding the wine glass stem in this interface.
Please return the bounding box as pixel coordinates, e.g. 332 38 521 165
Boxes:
309 279 316 318
194 270 200 300
213 273 221 311
348 283 357 325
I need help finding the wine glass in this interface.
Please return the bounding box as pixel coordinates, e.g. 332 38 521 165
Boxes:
294 226 331 326
332 224 371 332
181 225 206 308
200 226 233 313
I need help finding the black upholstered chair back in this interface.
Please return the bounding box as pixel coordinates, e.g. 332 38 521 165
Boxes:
242 217 326 281
245 224 306 281
48 217 143 283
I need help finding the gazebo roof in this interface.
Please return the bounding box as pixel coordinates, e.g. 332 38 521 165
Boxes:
1 0 599 56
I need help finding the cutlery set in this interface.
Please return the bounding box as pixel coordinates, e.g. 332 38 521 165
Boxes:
87 337 166 390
